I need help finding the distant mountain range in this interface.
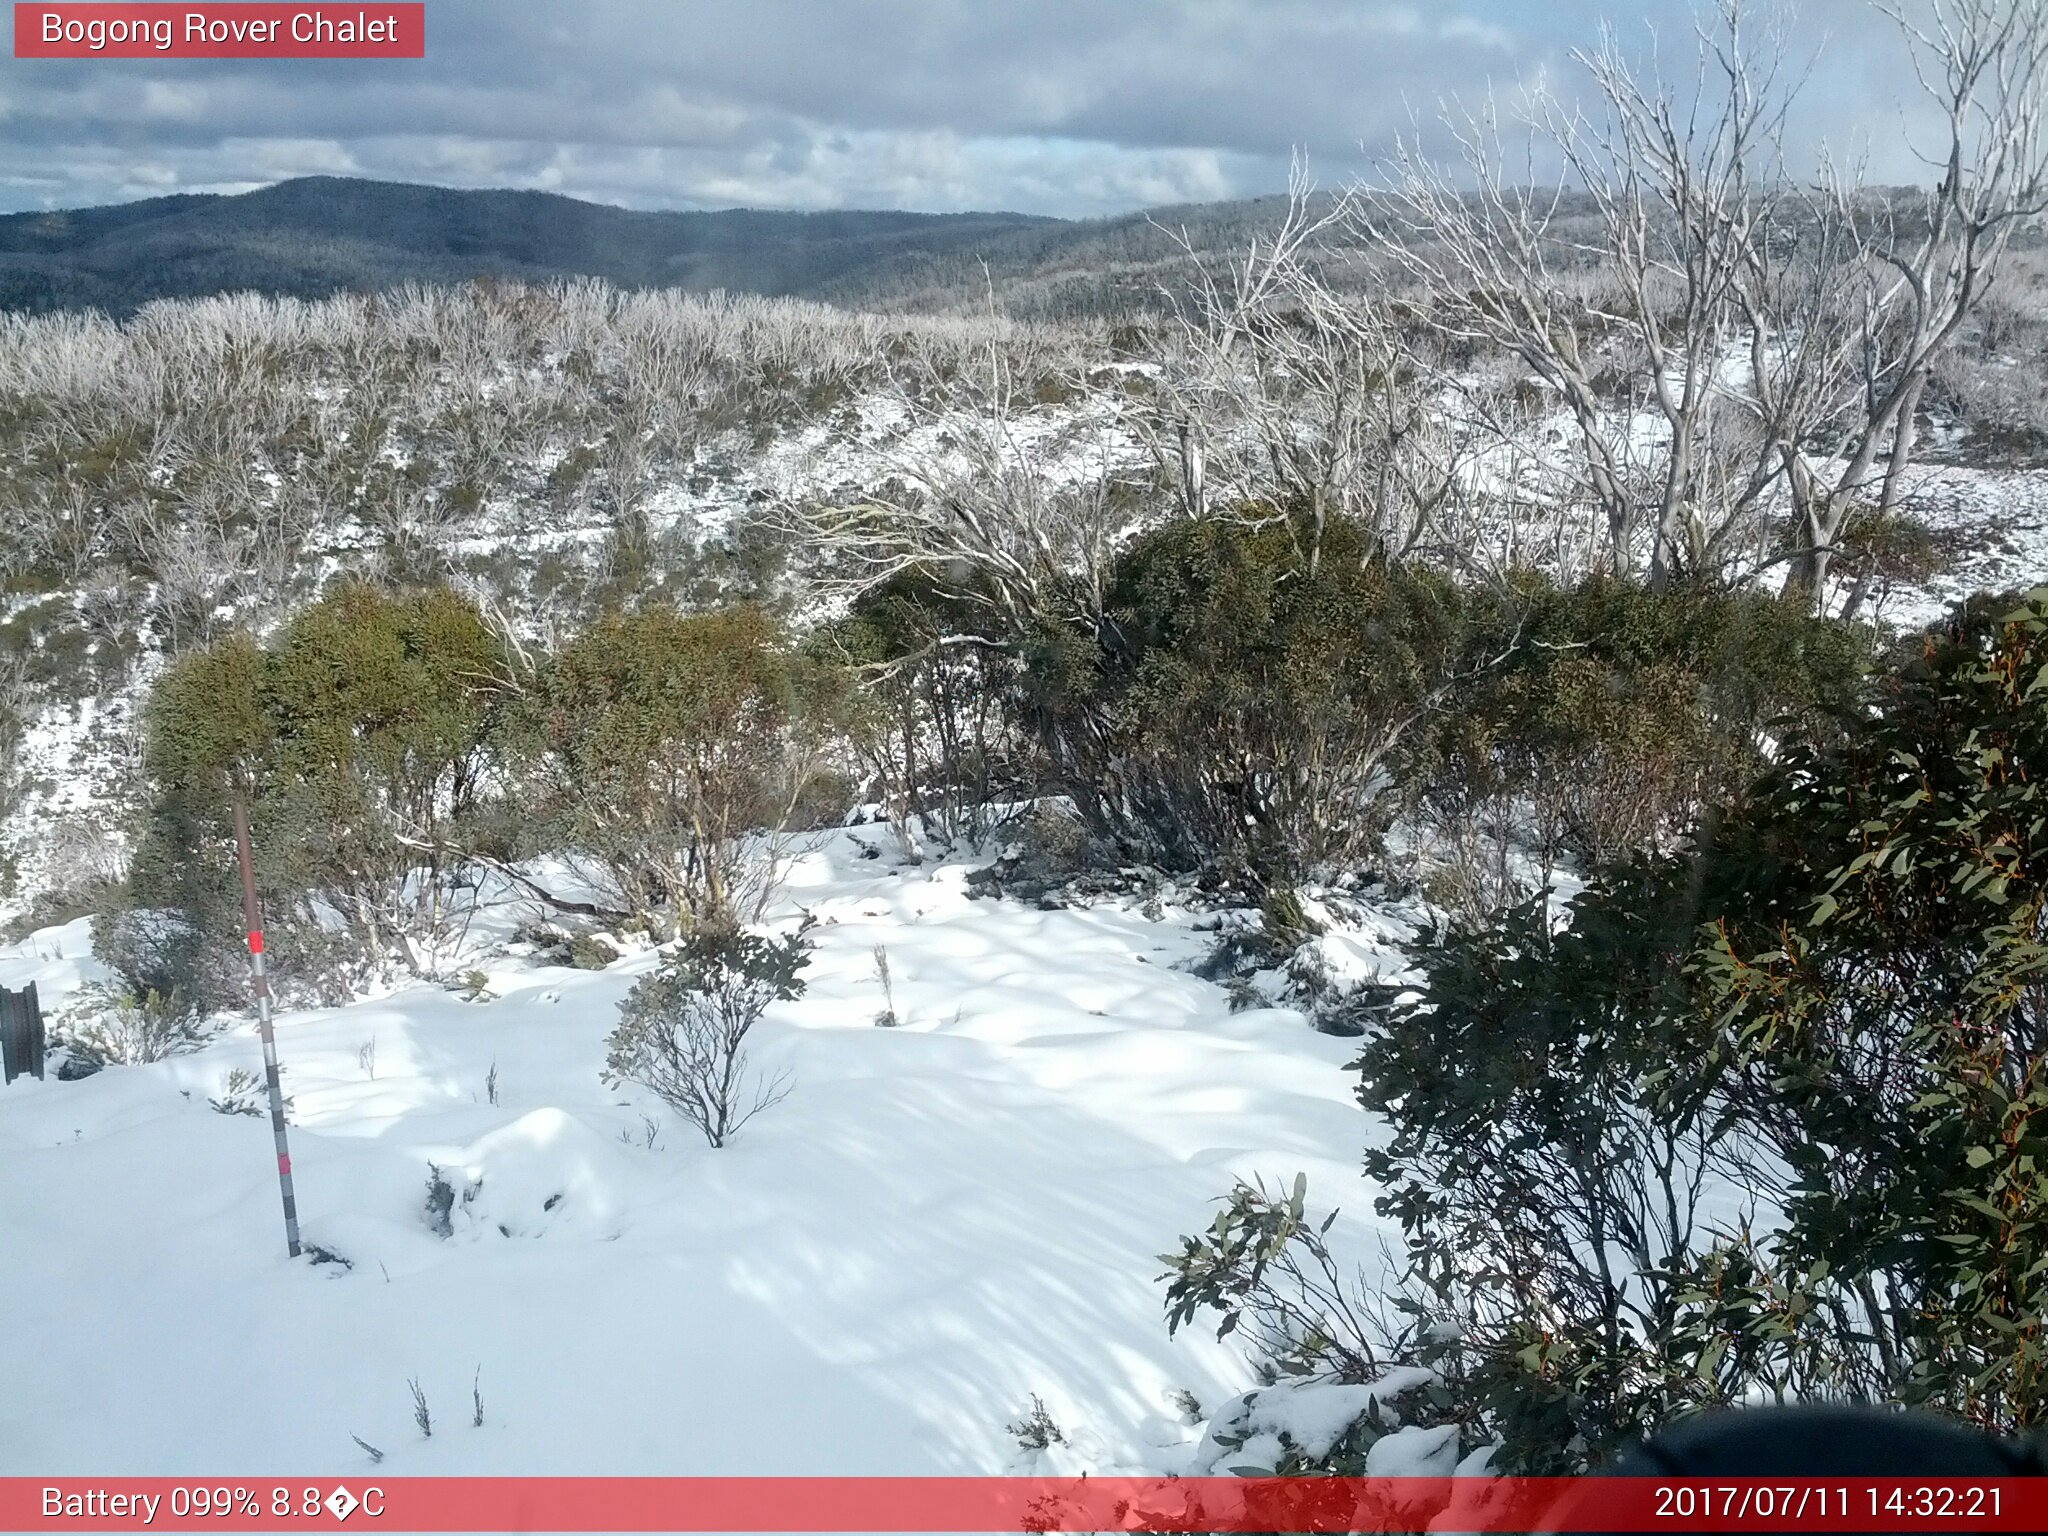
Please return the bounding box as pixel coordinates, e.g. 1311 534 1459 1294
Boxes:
0 175 1303 320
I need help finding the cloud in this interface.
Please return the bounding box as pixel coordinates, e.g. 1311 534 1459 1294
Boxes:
0 0 1945 217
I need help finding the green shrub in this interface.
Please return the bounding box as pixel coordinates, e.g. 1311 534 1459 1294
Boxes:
568 933 623 970
1355 856 1729 1471
1354 586 2048 1467
602 926 810 1148
510 604 844 929
1172 587 2048 1474
1684 588 2048 1434
1161 1175 1489 1474
1417 574 1868 916
1037 513 1474 881
127 581 506 992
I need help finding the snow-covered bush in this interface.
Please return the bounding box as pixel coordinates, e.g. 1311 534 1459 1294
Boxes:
1162 1176 1492 1468
1192 890 1333 1009
1187 1374 1454 1476
1170 1376 1500 1536
423 1163 480 1238
961 804 1119 907
57 980 205 1070
568 933 624 971
507 918 574 965
602 926 809 1148
1161 1178 1512 1528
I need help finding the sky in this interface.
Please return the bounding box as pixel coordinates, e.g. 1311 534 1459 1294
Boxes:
0 0 1935 219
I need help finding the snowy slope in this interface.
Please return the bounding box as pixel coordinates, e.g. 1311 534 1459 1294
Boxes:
1879 466 2048 631
0 834 1405 1477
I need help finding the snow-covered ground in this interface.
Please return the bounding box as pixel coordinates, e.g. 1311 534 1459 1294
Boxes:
0 832 1407 1477
1879 465 2048 631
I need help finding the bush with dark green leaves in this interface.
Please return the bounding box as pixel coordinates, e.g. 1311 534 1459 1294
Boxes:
1677 589 2048 1435
1416 574 1868 917
1160 1176 1494 1487
1170 588 2048 1473
1032 513 1475 882
1355 854 1734 1472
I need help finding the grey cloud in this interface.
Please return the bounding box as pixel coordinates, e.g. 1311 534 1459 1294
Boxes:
0 0 1947 216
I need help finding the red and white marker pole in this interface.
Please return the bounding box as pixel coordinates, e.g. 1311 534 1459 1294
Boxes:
234 802 302 1260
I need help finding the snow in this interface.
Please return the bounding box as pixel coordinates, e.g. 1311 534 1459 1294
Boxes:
0 916 112 1012
1364 1424 1461 1477
1186 1371 1439 1473
0 833 1392 1477
1872 465 2048 631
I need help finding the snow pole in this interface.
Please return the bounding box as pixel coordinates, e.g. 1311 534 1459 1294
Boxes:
234 801 303 1259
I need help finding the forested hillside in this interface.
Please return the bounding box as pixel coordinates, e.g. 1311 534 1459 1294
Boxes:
0 176 1068 316
0 175 1337 320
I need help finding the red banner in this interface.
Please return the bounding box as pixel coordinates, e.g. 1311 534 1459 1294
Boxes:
2 1476 2045 1532
13 4 424 58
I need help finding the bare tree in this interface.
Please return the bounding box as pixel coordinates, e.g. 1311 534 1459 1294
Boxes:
772 330 1132 642
1364 0 2047 606
1787 0 2048 605
1368 3 1812 587
1144 161 1471 574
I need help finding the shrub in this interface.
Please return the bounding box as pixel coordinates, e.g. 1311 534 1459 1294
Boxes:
128 581 507 988
831 572 1034 856
961 804 1113 907
58 981 205 1069
568 933 623 971
41 817 129 909
1683 588 2048 1434
1035 513 1474 881
1165 1174 1390 1383
602 927 809 1148
1161 1176 1488 1475
1006 1396 1066 1451
89 904 243 1014
210 1066 290 1119
423 1163 479 1238
1355 860 1731 1471
1416 574 1867 919
1174 587 2048 1473
511 605 845 930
